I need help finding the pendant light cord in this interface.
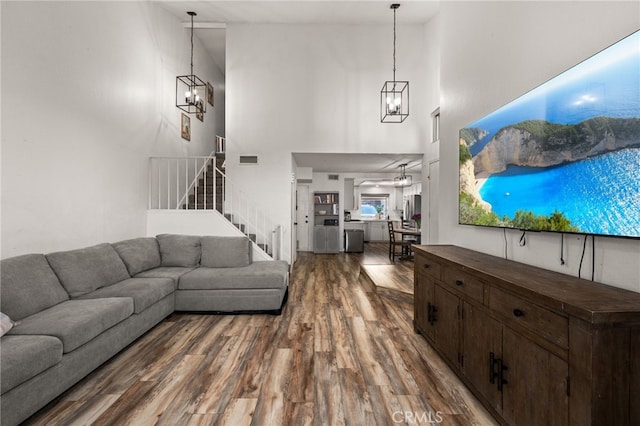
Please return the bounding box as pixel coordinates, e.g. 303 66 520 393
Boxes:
392 6 396 83
190 12 195 78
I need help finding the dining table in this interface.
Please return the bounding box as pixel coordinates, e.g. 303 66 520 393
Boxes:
393 227 421 258
394 227 421 241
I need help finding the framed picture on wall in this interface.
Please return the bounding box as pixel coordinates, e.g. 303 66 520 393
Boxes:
207 82 214 107
180 113 190 141
196 99 204 122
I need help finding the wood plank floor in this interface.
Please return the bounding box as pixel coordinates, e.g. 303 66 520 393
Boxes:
25 243 496 426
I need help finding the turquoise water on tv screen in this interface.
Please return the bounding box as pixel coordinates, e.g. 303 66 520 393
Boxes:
479 148 640 237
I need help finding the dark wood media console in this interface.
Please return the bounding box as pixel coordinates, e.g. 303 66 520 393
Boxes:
413 245 640 425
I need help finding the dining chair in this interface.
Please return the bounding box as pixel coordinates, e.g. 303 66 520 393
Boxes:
387 221 412 262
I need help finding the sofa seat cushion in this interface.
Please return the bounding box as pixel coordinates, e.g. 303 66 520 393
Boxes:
1 254 69 321
134 267 195 286
112 238 161 276
0 335 63 393
178 261 289 291
76 278 174 314
156 234 201 267
8 298 133 353
201 236 251 268
46 244 131 297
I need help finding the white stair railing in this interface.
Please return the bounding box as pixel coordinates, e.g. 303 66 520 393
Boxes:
148 152 218 210
148 152 282 260
222 174 283 260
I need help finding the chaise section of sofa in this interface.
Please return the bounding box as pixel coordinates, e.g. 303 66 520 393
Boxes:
177 260 289 312
174 235 289 313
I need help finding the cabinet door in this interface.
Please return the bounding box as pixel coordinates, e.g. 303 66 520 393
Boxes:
381 222 390 242
414 274 435 339
326 227 340 253
462 302 502 413
434 285 461 367
344 178 354 210
370 223 381 241
313 226 326 253
502 327 568 426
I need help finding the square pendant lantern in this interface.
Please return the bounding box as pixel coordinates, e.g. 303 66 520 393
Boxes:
176 11 206 115
381 81 409 123
380 4 409 123
176 74 207 114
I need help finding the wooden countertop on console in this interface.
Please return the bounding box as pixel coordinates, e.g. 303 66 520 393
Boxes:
414 245 640 325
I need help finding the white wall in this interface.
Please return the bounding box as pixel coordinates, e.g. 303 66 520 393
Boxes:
421 13 441 244
226 23 431 262
1 2 225 258
439 1 640 291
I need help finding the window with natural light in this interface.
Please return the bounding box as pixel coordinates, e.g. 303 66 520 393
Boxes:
360 195 389 218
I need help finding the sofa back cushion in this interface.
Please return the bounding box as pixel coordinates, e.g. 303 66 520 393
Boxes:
46 243 131 297
201 236 252 268
112 237 161 276
156 234 201 267
0 254 70 321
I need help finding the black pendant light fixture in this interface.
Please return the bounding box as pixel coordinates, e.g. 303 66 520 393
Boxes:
381 3 409 123
176 11 206 115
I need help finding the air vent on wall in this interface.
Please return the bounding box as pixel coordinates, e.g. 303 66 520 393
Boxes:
328 174 339 181
239 155 258 165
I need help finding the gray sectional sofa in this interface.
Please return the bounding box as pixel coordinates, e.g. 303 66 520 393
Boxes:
0 234 289 426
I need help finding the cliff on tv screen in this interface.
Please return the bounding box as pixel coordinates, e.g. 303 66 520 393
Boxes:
459 30 640 238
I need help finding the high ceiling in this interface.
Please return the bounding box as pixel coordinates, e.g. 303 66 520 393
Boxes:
156 1 437 175
156 1 439 71
156 1 439 25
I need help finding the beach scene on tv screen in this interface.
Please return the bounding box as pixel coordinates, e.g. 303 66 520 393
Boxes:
459 30 640 238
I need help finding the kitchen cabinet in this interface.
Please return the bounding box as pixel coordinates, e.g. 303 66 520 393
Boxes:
344 178 355 210
368 221 389 242
414 245 640 425
313 226 340 253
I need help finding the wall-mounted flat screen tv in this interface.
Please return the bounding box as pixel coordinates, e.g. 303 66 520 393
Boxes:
459 30 640 239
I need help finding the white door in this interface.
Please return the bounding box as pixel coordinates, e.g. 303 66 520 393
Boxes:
296 184 311 251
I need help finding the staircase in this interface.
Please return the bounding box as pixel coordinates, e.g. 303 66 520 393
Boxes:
222 213 271 254
183 154 225 212
149 148 282 260
181 155 272 256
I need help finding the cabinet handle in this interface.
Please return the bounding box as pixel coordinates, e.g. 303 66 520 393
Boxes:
423 263 430 269
455 279 464 286
513 308 524 317
498 359 508 392
489 352 498 384
427 302 437 326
